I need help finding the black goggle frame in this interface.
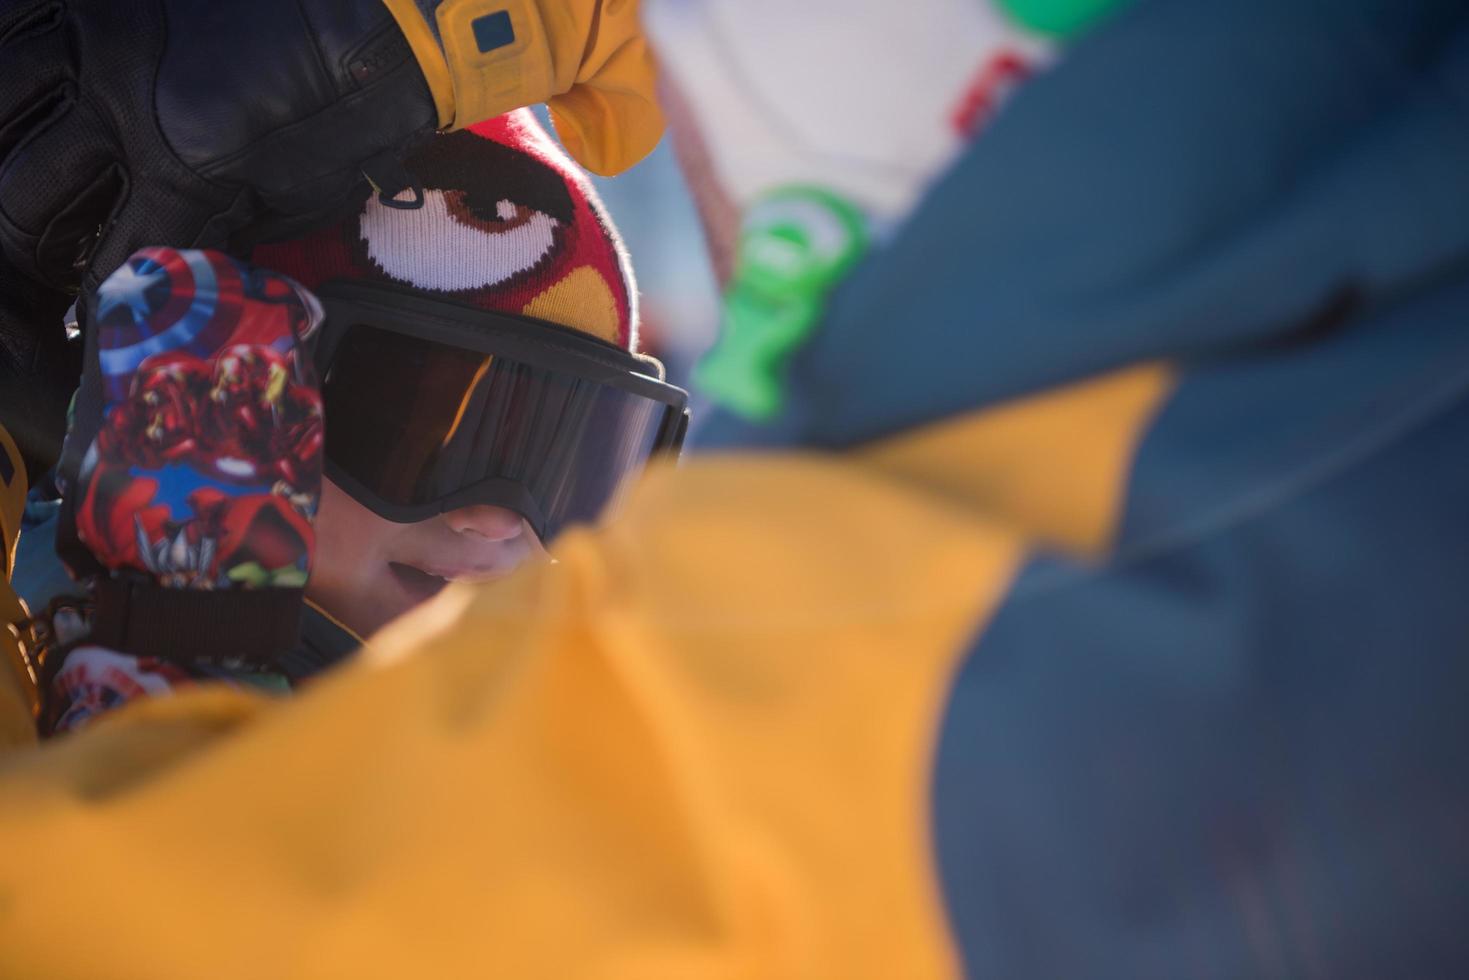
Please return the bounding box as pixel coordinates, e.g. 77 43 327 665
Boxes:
314 280 690 535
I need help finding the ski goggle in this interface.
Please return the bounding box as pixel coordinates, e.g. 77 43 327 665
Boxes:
314 282 689 541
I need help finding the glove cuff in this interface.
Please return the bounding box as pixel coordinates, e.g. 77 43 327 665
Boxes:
91 574 305 667
381 0 662 174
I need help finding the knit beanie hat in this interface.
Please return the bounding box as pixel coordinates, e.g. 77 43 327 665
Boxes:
251 109 638 351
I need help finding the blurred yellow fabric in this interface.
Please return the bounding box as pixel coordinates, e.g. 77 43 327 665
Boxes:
0 364 1169 977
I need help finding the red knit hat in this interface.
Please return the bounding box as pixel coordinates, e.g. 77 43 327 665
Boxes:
252 109 638 350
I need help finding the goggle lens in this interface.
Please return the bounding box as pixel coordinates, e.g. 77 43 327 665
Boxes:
322 324 684 539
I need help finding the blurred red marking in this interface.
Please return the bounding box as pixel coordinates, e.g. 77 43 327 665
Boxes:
950 51 1032 139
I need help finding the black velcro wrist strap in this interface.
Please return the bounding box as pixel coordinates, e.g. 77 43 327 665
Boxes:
90 576 305 666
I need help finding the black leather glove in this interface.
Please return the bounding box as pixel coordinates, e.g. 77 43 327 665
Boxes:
0 275 77 483
0 0 438 477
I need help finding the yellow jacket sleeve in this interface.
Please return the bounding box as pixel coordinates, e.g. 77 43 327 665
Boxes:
381 0 663 175
0 451 1022 979
0 423 39 750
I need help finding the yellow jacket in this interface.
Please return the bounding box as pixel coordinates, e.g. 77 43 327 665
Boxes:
0 367 1169 978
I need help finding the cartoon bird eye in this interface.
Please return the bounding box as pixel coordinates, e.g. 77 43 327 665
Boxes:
359 189 560 293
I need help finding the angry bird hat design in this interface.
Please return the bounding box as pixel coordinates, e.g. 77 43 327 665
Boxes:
250 111 687 541
253 109 638 351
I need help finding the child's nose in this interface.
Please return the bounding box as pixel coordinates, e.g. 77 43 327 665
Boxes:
442 505 526 542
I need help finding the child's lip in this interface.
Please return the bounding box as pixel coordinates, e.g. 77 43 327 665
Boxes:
422 566 506 582
387 561 449 602
390 535 539 592
394 554 526 585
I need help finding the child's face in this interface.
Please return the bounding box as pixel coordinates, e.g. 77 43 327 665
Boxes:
307 477 548 638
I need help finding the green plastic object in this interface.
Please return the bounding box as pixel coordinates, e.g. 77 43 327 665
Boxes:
695 186 868 421
227 561 309 588
996 0 1126 37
